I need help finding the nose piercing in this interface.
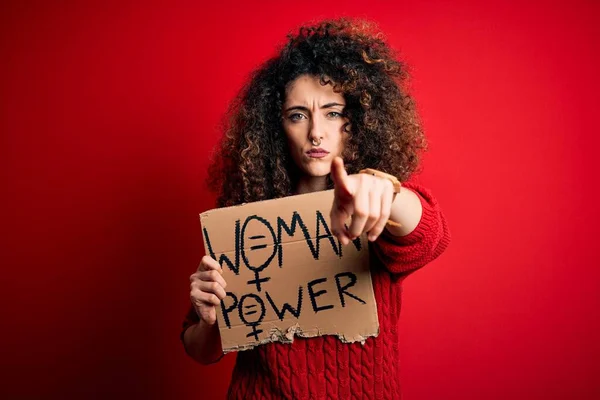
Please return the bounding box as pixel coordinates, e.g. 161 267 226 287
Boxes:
311 137 322 146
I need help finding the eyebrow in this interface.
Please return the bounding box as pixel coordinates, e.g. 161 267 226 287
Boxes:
284 102 345 112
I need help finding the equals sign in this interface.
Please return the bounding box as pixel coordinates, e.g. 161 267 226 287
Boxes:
249 235 267 250
244 304 257 316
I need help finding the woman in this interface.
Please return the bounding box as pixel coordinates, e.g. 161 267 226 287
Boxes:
181 18 451 399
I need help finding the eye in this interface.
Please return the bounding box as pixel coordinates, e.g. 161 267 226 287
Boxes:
327 111 343 118
289 113 307 122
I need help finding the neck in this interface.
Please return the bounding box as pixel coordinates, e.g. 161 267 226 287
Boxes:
295 175 328 195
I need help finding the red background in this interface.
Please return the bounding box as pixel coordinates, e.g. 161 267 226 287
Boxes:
2 0 599 399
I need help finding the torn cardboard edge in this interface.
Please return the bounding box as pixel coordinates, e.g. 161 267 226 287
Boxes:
222 323 380 354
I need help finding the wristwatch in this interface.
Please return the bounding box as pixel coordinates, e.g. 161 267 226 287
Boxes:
359 168 402 194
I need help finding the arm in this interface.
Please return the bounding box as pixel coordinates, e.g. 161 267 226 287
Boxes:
384 181 423 237
328 157 450 276
181 306 224 365
372 181 451 277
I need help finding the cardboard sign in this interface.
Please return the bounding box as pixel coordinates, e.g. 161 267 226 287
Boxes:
200 189 379 353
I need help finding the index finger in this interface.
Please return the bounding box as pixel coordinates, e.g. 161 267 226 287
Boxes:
331 157 353 198
197 255 223 274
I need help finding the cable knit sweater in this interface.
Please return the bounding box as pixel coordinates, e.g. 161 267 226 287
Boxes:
181 182 451 399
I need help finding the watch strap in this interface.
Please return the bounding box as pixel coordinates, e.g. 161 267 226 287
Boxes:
359 168 402 193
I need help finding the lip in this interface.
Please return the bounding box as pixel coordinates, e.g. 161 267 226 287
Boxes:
306 148 330 159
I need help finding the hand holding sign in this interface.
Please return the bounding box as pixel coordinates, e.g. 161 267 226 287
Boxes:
190 255 228 326
330 157 396 244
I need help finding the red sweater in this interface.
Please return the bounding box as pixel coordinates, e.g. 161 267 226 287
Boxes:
182 182 451 399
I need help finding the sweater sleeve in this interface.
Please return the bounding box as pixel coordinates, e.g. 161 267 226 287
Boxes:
371 181 451 278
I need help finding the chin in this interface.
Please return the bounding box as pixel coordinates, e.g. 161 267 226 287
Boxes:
303 165 331 177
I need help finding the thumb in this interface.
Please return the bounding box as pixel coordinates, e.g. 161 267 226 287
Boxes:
331 157 352 196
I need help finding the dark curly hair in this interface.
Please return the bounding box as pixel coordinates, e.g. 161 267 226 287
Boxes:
207 17 427 207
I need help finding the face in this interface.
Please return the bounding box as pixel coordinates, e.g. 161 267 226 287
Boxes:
282 74 349 178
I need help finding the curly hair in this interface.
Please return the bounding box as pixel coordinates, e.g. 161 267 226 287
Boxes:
207 17 427 207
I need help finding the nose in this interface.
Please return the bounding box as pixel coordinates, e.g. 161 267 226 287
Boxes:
308 113 324 144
